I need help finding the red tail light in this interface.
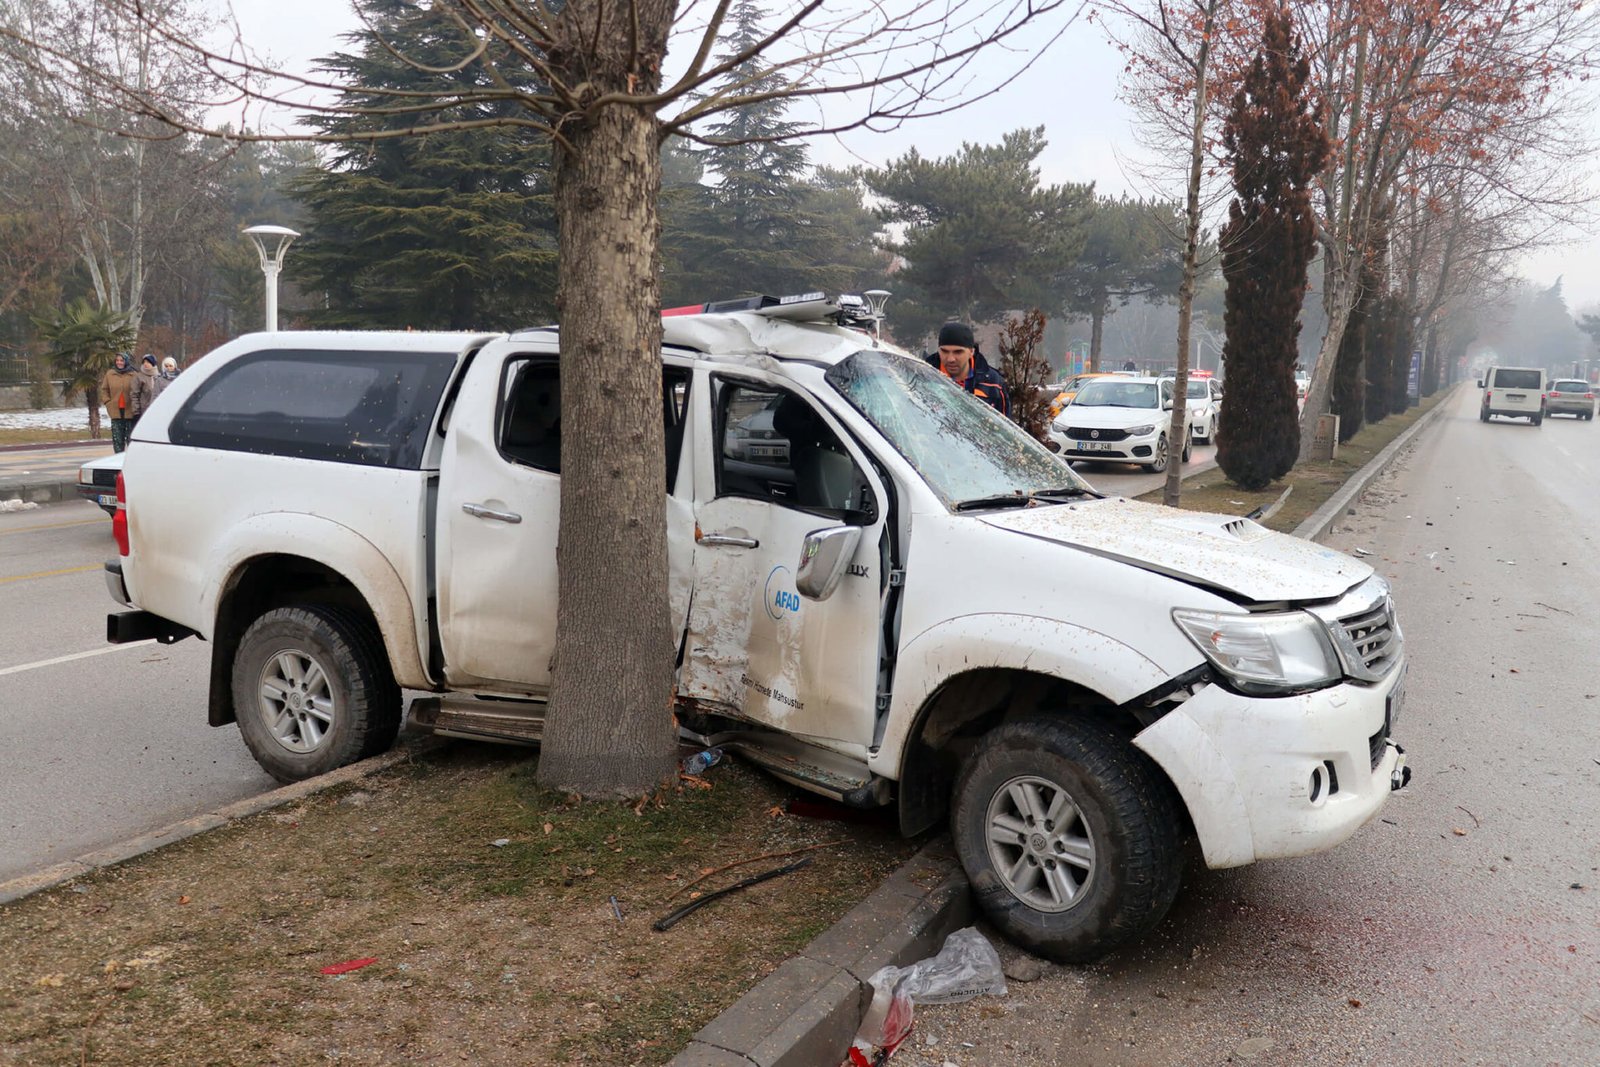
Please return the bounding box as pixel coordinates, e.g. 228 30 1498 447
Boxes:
1586 393 1594 400
112 471 130 557
1485 391 1492 402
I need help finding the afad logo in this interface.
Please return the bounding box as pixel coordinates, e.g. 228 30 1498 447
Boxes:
765 565 801 621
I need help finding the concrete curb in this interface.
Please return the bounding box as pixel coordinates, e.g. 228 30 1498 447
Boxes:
0 737 446 907
0 479 79 505
1293 383 1463 543
669 839 971 1067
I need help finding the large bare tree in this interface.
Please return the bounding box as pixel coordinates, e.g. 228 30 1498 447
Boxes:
2 0 1081 795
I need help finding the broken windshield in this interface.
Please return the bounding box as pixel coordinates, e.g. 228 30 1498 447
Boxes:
825 350 1093 509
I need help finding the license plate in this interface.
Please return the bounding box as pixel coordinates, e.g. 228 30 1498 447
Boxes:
1505 393 1525 401
1386 670 1406 732
97 493 116 506
748 444 786 460
1079 441 1117 452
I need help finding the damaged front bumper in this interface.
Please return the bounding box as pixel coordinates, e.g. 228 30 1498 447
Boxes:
1133 660 1409 869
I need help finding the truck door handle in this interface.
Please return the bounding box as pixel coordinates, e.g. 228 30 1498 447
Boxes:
697 532 759 549
462 502 522 524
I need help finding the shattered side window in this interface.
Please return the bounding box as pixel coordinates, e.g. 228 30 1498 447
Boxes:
825 350 1091 509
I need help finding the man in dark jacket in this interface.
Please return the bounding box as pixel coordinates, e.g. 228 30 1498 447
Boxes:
926 321 1008 416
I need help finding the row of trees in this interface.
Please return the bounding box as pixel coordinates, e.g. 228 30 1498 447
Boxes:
1109 0 1597 489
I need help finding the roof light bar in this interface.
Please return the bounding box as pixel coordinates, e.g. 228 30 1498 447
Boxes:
660 290 891 336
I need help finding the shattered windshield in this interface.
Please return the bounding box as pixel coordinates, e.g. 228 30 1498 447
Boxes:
825 350 1093 509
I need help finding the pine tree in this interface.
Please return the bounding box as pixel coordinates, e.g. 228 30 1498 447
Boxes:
1214 9 1328 490
660 3 885 303
1059 196 1186 371
865 128 1092 344
290 0 558 330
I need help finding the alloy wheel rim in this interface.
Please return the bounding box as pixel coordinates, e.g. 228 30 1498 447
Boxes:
983 774 1095 913
258 648 336 754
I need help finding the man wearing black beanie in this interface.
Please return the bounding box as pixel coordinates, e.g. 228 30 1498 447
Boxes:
926 321 1009 415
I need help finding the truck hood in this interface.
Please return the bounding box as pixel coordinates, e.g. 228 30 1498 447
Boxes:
980 497 1370 603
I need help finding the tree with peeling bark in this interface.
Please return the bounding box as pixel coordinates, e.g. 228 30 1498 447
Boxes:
1213 7 1326 491
0 0 1081 796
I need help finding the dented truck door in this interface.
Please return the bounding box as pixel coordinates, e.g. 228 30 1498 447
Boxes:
678 369 889 749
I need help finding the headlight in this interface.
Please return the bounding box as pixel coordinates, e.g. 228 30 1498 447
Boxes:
1126 424 1156 436
1172 608 1341 692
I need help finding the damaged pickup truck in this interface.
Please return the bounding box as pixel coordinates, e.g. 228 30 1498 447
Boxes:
103 293 1409 961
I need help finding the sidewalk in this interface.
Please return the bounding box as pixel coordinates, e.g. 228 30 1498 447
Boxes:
0 441 111 504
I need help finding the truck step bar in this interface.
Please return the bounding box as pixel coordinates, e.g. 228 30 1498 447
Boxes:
698 729 892 808
410 695 546 746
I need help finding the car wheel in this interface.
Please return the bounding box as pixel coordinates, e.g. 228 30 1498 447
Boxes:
1148 433 1169 473
232 604 402 783
1480 408 1490 423
1532 413 1543 426
951 717 1185 963
1181 436 1193 463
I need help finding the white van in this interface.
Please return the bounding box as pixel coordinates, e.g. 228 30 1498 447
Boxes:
1480 366 1547 425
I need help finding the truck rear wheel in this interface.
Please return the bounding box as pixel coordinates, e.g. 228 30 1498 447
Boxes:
232 604 401 783
951 717 1184 963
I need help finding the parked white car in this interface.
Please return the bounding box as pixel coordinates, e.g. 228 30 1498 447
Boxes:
102 297 1408 962
1049 376 1193 471
76 451 125 515
1185 377 1222 444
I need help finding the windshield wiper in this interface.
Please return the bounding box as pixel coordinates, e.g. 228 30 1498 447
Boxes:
955 493 1036 511
956 486 1097 511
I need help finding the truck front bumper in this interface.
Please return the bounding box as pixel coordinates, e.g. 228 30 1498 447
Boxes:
1133 663 1408 869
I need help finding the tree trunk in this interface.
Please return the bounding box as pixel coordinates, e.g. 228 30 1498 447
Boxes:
536 100 678 797
1163 0 1219 508
1089 304 1105 372
87 390 101 438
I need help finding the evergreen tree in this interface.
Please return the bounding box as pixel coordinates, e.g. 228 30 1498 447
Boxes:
660 4 885 303
1214 10 1328 490
1059 196 1185 371
290 0 558 330
1365 293 1399 424
864 128 1093 344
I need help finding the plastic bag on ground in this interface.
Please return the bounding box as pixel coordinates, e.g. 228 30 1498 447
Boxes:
846 927 1007 1064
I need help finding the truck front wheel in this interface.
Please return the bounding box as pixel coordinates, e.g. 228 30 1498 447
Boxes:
951 717 1184 963
232 604 401 783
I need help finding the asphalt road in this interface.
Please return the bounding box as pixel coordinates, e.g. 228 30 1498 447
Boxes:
0 500 276 883
1068 440 1217 499
916 386 1600 1065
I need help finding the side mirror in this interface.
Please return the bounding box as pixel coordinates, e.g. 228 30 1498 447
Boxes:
796 526 862 601
1476 379 1484 388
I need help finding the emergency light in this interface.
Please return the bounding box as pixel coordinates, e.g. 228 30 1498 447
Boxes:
662 290 890 335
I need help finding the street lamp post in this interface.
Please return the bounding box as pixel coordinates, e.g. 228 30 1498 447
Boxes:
242 225 300 332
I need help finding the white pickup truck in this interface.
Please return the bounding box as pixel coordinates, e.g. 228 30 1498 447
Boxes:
103 295 1409 961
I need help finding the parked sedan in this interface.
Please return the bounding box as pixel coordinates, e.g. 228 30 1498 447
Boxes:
77 451 124 515
1546 379 1596 420
1049 377 1192 473
1168 375 1223 444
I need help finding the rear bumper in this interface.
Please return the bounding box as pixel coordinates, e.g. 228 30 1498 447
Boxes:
1547 399 1593 415
105 562 197 645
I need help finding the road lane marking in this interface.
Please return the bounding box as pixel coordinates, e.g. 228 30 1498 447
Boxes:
0 563 101 585
0 640 157 678
0 518 105 537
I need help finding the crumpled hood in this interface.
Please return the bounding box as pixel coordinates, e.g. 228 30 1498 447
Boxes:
980 497 1370 603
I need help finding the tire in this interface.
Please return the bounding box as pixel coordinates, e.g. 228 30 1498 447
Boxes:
1480 408 1490 423
1148 433 1169 473
1532 413 1543 426
232 604 401 783
1181 436 1193 464
952 718 1185 963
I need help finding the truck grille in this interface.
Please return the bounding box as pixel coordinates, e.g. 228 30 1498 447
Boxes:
1337 600 1400 679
